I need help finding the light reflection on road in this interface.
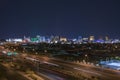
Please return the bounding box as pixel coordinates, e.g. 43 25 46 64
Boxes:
74 67 101 76
25 57 65 80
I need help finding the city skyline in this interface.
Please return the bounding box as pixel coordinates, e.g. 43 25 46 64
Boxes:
1 1 120 80
0 0 120 38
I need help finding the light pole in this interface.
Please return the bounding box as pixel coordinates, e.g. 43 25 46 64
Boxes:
85 54 88 64
14 49 16 51
23 48 26 53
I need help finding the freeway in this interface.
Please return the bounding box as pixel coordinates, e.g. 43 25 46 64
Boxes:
18 55 69 80
38 68 66 80
1 45 120 80
47 57 120 80
0 47 70 80
25 54 120 80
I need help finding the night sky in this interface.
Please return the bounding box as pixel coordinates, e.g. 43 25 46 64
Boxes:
0 0 120 39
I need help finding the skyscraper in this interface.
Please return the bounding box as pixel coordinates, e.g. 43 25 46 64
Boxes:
89 36 95 42
105 36 109 41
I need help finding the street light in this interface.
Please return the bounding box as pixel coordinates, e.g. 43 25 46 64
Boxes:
85 54 88 57
23 48 26 53
85 54 88 64
13 49 16 51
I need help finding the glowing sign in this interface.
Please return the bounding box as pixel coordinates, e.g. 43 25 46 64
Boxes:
7 52 18 56
7 52 12 56
31 38 38 42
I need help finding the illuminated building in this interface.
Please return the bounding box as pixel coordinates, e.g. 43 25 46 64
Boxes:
112 39 120 43
82 38 88 43
36 35 40 42
6 38 22 42
60 37 67 42
77 36 83 43
40 36 46 42
13 39 23 42
89 36 95 42
105 36 109 41
31 38 39 42
96 39 104 43
30 35 46 43
45 36 51 43
50 36 60 43
23 36 31 42
96 36 104 43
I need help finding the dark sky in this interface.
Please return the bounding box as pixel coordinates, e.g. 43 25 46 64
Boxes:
0 0 120 39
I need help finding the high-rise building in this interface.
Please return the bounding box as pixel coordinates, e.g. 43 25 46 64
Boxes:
89 36 95 42
105 36 109 41
60 37 67 42
36 35 40 42
82 38 89 43
78 36 83 43
50 36 60 43
40 36 46 42
23 36 31 42
36 35 46 42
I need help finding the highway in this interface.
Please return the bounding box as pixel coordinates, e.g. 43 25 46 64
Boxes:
15 54 69 80
0 46 68 80
47 57 120 80
25 54 120 80
1 46 120 80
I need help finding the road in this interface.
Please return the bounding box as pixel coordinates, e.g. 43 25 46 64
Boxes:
15 55 69 80
47 57 120 80
0 47 70 80
25 54 120 80
1 46 120 80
